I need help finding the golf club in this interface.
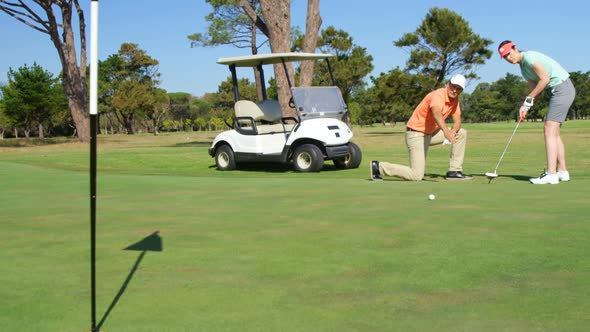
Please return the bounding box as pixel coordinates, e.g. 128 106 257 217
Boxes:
486 118 522 183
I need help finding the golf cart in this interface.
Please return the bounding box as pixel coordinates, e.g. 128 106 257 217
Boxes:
208 52 362 172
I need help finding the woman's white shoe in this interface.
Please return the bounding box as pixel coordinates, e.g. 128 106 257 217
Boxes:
557 170 570 182
530 172 559 185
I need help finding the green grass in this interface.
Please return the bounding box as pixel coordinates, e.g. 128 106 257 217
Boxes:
1 121 590 331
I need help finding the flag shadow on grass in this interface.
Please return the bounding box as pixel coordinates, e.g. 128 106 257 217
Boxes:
97 231 163 331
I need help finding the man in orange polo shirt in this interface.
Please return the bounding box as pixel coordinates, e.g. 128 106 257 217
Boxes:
370 74 472 181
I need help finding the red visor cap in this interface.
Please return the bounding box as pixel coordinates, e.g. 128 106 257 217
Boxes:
498 42 515 57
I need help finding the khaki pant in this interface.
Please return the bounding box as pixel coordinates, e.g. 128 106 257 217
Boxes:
380 128 467 181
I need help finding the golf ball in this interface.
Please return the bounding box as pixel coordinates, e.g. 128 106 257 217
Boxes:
428 194 435 200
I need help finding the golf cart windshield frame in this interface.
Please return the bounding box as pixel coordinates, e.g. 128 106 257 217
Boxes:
291 86 347 120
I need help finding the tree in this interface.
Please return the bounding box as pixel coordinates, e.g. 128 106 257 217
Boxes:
0 63 65 137
97 54 122 134
111 80 154 134
194 117 207 131
394 7 493 88
168 92 193 122
298 0 321 87
569 71 590 119
143 88 169 135
490 73 529 120
312 26 373 104
188 0 266 50
194 1 322 115
44 80 71 137
0 108 8 139
241 0 321 116
209 76 257 122
0 85 11 138
1 0 90 142
100 43 160 134
189 0 268 100
361 69 430 125
166 92 214 131
189 98 212 127
465 83 503 122
256 0 294 115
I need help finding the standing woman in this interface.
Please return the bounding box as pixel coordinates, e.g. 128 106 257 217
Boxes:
498 41 576 185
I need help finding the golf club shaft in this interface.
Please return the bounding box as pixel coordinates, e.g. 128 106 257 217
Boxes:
493 119 521 173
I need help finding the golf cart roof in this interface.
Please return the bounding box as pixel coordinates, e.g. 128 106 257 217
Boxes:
217 52 335 67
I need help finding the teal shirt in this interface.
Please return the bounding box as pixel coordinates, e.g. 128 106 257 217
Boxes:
520 51 570 88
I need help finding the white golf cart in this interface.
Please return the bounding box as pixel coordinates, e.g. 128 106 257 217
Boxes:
208 52 362 172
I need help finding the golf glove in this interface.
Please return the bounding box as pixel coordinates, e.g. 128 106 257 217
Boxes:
519 97 533 121
522 96 534 108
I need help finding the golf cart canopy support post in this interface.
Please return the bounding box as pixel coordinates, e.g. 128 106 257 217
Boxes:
257 64 267 100
282 59 293 89
229 64 239 102
326 59 336 86
229 64 268 102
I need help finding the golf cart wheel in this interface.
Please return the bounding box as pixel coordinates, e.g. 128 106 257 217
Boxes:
333 142 362 169
293 144 324 172
215 144 236 171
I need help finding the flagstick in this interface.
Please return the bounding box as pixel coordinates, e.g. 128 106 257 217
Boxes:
89 1 99 331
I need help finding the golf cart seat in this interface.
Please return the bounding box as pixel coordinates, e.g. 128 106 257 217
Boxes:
234 100 286 134
258 99 296 132
257 99 283 122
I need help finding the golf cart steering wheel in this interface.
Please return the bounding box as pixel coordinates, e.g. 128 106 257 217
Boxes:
288 97 296 108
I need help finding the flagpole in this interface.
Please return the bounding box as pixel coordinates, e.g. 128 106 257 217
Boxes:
89 0 99 331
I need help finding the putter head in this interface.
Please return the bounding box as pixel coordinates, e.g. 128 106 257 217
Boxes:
485 172 498 179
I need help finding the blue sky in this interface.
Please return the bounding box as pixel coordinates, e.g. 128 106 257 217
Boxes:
1 0 587 97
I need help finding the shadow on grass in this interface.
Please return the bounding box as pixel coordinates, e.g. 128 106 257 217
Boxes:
474 173 530 182
208 162 356 173
427 173 530 182
424 173 445 180
368 173 442 182
369 173 530 182
172 140 211 147
365 131 405 136
96 231 163 331
0 137 76 147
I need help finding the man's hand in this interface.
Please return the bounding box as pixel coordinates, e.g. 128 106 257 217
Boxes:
444 128 458 144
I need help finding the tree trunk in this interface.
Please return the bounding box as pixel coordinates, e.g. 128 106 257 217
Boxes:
38 123 44 138
249 0 264 102
46 1 90 142
153 119 159 136
299 0 322 87
125 114 136 134
259 0 295 117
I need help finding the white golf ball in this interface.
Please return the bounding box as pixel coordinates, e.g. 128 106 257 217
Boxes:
428 194 435 200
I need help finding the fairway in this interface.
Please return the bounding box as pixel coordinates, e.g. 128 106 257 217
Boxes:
1 121 590 331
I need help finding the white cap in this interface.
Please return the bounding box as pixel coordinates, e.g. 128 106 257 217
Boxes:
450 74 466 89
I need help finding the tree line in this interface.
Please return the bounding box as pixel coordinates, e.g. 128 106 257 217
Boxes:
3 52 588 138
1 4 589 139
